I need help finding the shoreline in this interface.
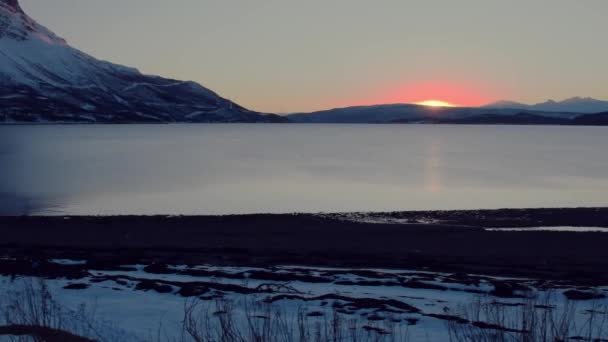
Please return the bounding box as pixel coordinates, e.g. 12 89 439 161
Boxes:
2 207 608 285
3 122 608 126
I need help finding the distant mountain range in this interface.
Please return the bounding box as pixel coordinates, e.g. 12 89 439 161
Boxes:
287 99 608 125
0 0 285 123
483 97 608 113
287 103 577 123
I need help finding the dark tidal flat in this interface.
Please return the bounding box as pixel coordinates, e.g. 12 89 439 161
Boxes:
2 208 608 285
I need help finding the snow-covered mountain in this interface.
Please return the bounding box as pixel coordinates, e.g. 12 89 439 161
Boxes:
0 0 284 123
484 97 608 113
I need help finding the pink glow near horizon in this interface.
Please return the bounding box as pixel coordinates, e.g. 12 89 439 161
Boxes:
332 80 500 109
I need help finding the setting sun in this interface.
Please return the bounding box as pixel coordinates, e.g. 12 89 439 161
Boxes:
415 100 457 107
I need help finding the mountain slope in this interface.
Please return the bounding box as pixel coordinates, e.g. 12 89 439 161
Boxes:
288 104 427 123
482 100 529 110
571 112 608 126
0 0 285 123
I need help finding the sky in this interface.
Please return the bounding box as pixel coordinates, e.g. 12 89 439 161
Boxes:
20 0 608 113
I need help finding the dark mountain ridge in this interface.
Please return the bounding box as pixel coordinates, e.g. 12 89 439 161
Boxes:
393 112 608 126
288 103 608 126
287 103 581 124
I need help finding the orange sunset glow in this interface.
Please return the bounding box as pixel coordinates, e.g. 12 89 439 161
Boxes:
390 81 492 107
340 80 500 109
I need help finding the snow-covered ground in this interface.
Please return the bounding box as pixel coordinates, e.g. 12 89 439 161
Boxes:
318 212 445 225
322 212 608 234
486 226 608 232
1 261 607 341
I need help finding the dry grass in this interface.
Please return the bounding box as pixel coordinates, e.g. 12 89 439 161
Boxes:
179 298 412 342
0 278 126 342
446 293 608 342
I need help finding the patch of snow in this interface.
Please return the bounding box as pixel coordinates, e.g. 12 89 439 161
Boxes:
80 103 96 111
486 226 608 233
112 94 129 106
317 212 444 225
50 259 87 266
185 111 207 119
128 112 163 121
122 81 183 92
0 94 23 99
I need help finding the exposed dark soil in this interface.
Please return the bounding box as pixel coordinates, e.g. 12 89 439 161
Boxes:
63 283 90 290
0 324 94 342
563 290 606 301
1 208 608 285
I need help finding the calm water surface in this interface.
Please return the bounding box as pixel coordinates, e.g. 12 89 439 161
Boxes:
1 124 607 215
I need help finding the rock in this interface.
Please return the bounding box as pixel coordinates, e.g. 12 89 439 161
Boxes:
490 281 531 298
178 285 209 297
63 283 89 290
367 314 385 321
143 263 171 274
406 318 419 325
361 325 390 335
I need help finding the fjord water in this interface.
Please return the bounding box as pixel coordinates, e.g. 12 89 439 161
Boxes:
1 124 607 215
